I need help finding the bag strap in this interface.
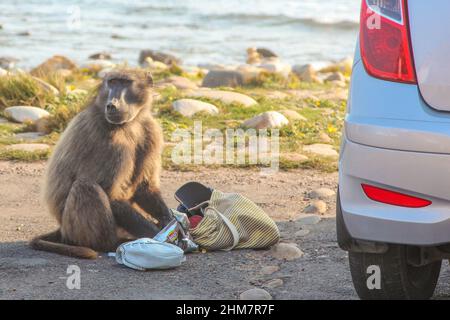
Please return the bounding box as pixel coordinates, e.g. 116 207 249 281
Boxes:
206 206 240 251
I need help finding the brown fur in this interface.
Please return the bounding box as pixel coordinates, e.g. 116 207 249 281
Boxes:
30 69 172 259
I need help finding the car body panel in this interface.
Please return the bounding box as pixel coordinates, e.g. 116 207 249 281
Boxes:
409 0 450 111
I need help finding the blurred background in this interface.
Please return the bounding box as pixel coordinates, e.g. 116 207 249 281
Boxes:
0 0 360 69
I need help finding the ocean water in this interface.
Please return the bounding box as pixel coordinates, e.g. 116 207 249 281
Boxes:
0 0 360 70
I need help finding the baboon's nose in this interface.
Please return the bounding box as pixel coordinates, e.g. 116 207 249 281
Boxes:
106 103 118 113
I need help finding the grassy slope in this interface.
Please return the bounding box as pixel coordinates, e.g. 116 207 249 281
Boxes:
0 68 347 172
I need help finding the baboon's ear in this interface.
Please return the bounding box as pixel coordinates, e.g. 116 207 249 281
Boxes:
144 72 153 87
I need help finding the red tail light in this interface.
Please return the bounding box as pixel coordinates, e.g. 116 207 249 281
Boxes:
362 184 431 208
360 0 416 84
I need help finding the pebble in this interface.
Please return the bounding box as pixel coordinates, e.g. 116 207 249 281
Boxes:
303 200 327 215
270 243 304 261
260 265 280 275
240 288 272 300
263 279 284 289
295 214 322 225
308 188 336 200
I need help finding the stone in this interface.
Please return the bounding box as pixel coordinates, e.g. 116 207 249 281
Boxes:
5 144 50 152
55 68 73 78
260 266 280 275
256 48 278 58
303 144 338 157
82 60 116 71
265 91 289 100
325 72 346 82
202 70 244 88
32 77 59 96
187 89 257 107
31 55 77 76
270 243 304 261
89 52 112 60
4 106 50 123
14 132 44 141
296 214 321 225
321 57 353 75
282 153 308 162
318 132 333 143
292 64 321 83
258 59 291 78
242 111 289 129
294 229 310 237
172 99 219 117
279 110 306 121
0 117 8 124
303 200 327 215
309 188 336 200
246 48 262 65
240 288 272 300
164 76 198 90
143 58 169 71
0 57 18 70
263 279 284 289
139 50 181 66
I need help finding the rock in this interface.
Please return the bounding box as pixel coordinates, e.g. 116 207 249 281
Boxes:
265 91 289 100
32 77 59 96
31 55 77 76
246 48 262 65
296 214 321 225
292 64 321 83
143 58 169 71
187 89 258 107
258 59 291 78
0 117 9 124
88 52 112 60
172 99 219 117
281 153 308 162
260 265 280 275
279 110 306 121
303 200 327 215
5 144 50 152
236 64 264 83
257 48 278 58
164 76 198 90
263 279 284 289
82 60 116 72
318 132 333 143
325 72 345 82
139 50 181 66
202 70 244 88
270 243 304 261
240 288 272 300
14 132 44 141
0 67 7 76
4 106 50 124
0 57 18 70
242 111 289 129
294 229 310 237
303 144 338 157
309 188 336 200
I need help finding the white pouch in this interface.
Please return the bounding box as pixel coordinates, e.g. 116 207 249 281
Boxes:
114 238 185 271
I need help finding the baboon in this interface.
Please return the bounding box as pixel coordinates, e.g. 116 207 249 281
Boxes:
30 69 173 259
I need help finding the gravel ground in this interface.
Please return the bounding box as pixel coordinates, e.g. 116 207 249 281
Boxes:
1 161 450 300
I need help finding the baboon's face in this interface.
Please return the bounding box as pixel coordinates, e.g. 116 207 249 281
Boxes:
98 71 153 125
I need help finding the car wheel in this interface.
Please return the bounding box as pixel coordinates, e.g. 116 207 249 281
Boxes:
349 245 441 300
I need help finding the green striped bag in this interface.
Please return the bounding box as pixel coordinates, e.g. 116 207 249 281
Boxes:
189 190 280 251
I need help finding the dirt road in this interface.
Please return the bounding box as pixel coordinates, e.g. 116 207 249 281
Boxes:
1 161 450 300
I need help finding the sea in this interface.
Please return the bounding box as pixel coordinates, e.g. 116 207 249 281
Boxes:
0 0 361 70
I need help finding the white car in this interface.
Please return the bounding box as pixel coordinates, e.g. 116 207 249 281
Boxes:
337 0 450 299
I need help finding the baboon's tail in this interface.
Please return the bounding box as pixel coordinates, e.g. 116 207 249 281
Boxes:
30 230 98 259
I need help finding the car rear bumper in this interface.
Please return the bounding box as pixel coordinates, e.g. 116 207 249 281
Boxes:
340 137 450 246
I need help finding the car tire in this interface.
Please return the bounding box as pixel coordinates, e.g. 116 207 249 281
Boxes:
349 245 442 300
